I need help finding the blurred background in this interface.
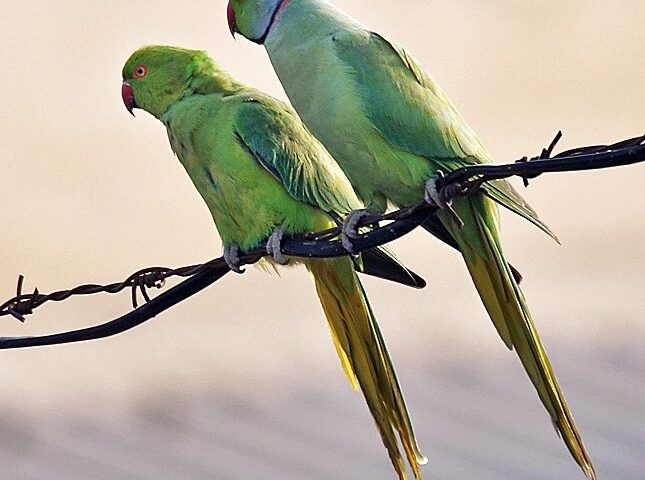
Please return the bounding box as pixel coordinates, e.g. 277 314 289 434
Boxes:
0 1 643 478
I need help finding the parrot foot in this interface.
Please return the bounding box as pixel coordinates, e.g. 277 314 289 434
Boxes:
341 209 377 255
266 227 289 265
223 245 246 274
424 177 465 229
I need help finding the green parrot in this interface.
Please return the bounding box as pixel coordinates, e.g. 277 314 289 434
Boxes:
226 1 595 479
121 45 428 479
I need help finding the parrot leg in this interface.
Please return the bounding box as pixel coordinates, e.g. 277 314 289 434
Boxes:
266 227 289 265
425 177 464 228
223 244 246 274
341 209 377 255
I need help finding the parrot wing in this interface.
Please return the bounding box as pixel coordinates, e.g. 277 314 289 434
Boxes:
331 30 557 240
234 94 360 216
234 93 426 288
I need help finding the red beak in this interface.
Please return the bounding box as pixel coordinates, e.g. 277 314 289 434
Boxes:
227 1 239 38
122 81 136 116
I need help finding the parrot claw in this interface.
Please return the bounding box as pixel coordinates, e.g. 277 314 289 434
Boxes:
341 209 376 255
424 177 465 229
424 177 446 208
223 245 246 274
266 227 289 265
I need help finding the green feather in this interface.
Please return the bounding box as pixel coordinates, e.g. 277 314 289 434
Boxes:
234 94 360 216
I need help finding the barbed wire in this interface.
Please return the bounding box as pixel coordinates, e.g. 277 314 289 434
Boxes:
1 132 643 349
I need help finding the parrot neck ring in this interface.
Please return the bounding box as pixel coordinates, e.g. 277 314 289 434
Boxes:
227 0 289 45
122 81 137 116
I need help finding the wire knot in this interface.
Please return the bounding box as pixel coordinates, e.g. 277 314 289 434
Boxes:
6 295 37 322
130 269 167 308
516 131 564 187
4 276 39 322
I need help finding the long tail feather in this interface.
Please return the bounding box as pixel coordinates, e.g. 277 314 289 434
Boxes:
306 257 427 480
442 196 596 480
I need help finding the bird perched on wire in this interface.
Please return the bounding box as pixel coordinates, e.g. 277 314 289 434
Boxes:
122 45 426 480
226 1 595 478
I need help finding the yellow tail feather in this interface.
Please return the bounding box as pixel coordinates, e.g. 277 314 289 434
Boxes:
447 196 596 480
306 257 427 480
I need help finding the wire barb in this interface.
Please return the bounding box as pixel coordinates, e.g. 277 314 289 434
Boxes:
515 131 564 187
5 275 40 322
0 133 643 349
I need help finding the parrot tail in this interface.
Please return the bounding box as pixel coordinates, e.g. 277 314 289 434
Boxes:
443 196 596 480
306 257 427 480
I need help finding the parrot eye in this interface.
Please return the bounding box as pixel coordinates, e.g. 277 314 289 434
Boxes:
133 65 148 79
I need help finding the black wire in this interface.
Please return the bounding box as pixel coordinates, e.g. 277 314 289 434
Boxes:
1 135 643 350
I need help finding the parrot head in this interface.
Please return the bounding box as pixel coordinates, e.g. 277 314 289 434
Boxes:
122 45 213 119
227 0 287 44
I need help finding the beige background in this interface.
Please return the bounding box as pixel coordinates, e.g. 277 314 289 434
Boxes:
0 1 643 478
